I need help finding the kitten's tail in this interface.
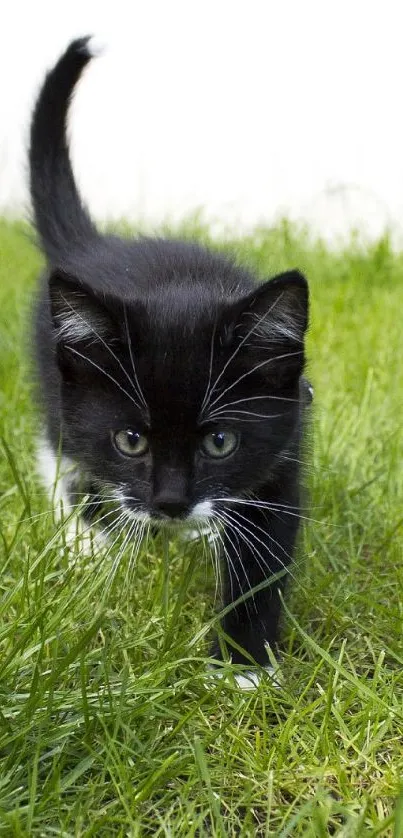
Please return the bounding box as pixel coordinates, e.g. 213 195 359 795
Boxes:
29 37 99 264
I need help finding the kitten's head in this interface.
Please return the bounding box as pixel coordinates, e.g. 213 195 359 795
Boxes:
49 253 308 531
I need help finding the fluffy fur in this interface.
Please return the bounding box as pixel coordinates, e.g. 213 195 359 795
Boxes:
30 37 311 671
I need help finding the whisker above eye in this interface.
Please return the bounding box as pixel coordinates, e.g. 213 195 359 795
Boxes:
203 410 284 422
123 304 149 413
200 320 218 416
202 350 304 417
65 345 145 412
60 296 147 413
205 394 300 413
200 293 292 419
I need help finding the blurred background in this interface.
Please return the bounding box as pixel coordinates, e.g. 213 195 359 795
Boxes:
1 0 402 244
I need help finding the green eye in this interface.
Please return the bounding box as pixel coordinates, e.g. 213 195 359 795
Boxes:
201 430 238 459
113 430 149 457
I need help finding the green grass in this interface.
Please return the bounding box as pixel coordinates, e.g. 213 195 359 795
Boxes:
0 217 402 836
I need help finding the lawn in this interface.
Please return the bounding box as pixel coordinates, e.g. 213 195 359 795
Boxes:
0 218 402 836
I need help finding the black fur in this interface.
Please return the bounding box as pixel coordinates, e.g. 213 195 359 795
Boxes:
30 38 310 668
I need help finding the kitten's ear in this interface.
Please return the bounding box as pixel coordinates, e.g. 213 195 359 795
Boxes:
49 271 119 345
235 270 309 347
48 271 123 382
223 270 309 386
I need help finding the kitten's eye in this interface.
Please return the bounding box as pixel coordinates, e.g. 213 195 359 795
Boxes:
201 431 238 459
113 430 149 457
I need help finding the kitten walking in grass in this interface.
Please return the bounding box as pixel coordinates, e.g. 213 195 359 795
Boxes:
30 37 310 686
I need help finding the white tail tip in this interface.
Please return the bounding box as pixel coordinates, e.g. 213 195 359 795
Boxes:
87 36 107 58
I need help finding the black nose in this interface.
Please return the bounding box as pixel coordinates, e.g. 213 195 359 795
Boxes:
152 494 189 519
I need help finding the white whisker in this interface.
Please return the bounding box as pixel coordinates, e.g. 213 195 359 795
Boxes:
205 410 284 421
200 290 290 418
217 507 297 585
65 345 144 411
213 514 257 617
124 519 147 586
209 522 222 602
60 296 146 412
203 350 303 417
123 304 149 412
206 394 299 415
104 517 139 588
200 321 218 415
213 496 324 525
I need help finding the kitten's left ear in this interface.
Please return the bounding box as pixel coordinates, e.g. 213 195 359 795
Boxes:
235 270 309 347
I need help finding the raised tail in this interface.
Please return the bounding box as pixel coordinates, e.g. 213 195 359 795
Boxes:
29 37 99 264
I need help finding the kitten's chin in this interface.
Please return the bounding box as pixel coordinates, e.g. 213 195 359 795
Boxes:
149 515 217 545
120 499 215 538
156 500 215 535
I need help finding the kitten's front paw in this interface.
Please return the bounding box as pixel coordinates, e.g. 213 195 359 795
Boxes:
234 666 282 690
206 662 282 691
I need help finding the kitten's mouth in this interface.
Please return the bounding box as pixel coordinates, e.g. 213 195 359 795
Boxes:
120 499 215 535
151 514 190 530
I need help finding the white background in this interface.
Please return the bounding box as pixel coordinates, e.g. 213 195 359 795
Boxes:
1 0 403 243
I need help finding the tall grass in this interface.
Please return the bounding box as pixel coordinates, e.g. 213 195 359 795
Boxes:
0 219 402 835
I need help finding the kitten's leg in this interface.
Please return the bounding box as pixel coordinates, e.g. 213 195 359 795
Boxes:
36 436 104 558
37 436 75 519
212 501 300 688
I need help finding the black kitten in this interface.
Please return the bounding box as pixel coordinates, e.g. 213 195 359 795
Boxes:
30 38 310 684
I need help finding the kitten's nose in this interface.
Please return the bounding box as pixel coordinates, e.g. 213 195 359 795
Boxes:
152 494 189 519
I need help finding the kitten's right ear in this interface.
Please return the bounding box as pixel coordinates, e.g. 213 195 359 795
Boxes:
49 271 119 346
